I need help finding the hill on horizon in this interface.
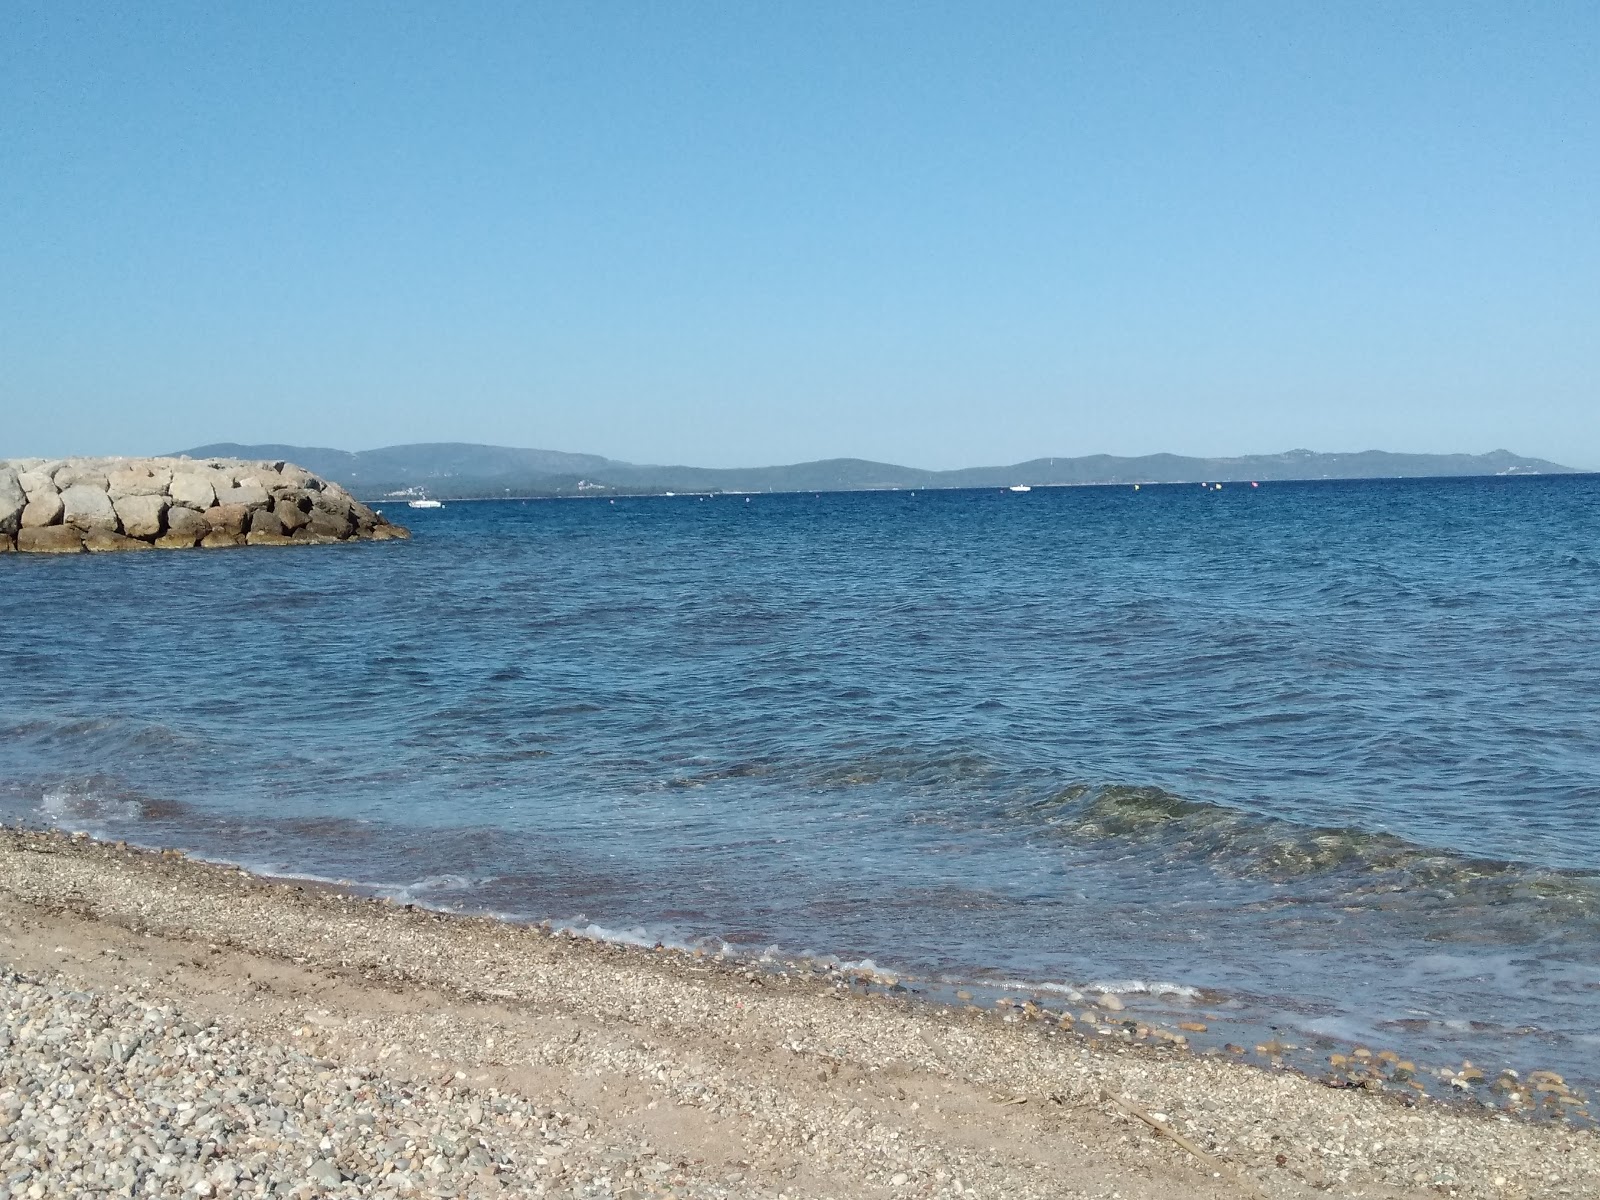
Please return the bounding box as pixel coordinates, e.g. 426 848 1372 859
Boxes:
171 442 1578 500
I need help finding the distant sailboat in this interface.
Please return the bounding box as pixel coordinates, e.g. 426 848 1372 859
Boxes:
1008 484 1032 493
407 499 443 509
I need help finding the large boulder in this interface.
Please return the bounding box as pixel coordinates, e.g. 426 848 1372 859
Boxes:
312 487 353 518
53 464 108 490
277 464 320 491
204 504 250 536
219 482 271 510
113 493 167 539
17 525 84 554
20 493 65 528
0 467 24 535
17 470 58 503
248 508 285 537
85 531 155 553
107 465 172 498
61 483 119 533
305 506 353 540
168 472 216 510
161 506 209 546
274 495 311 532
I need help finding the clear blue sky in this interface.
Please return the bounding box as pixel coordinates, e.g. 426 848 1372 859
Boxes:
3 2 1596 468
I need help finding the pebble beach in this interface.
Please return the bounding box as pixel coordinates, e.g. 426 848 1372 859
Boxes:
2 827 1596 1200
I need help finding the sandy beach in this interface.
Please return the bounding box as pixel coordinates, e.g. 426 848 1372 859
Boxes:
0 827 1594 1200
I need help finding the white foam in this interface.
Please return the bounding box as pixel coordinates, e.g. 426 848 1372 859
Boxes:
39 787 141 825
997 980 1083 997
555 921 659 950
992 977 1202 1001
1087 980 1203 999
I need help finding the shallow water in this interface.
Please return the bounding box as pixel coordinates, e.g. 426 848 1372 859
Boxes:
4 475 1599 1089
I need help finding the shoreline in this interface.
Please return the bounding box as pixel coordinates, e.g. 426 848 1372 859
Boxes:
2 826 1596 1199
13 808 1592 1121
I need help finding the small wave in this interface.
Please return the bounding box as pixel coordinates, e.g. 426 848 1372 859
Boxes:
1 713 201 756
1021 783 1600 928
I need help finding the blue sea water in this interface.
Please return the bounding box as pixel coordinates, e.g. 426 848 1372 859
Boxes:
4 475 1600 1092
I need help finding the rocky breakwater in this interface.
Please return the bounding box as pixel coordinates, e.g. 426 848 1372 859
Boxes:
0 457 408 554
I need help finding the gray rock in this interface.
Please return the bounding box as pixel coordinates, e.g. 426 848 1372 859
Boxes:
306 1160 342 1188
16 470 57 503
274 498 311 533
163 506 209 544
113 494 168 540
169 473 217 510
17 526 84 554
200 531 244 549
0 468 24 535
61 483 120 533
85 531 155 553
205 504 250 536
53 464 109 490
219 483 271 510
306 507 353 540
312 488 353 520
107 466 172 498
278 464 319 491
248 508 285 537
20 494 64 528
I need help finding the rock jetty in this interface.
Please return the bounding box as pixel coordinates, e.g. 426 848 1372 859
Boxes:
0 456 408 554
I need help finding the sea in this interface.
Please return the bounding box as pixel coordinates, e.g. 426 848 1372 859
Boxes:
4 474 1599 1099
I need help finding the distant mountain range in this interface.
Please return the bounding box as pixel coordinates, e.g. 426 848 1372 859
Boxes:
172 443 1578 501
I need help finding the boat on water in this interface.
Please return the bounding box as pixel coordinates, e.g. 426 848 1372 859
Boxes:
407 499 444 509
1007 484 1032 493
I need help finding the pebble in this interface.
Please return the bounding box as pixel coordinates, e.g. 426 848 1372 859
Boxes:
0 970 727 1199
4 826 1599 1200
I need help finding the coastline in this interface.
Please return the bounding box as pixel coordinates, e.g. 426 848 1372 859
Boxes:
2 827 1595 1199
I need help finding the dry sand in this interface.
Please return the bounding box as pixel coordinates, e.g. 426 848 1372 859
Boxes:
1 826 1595 1199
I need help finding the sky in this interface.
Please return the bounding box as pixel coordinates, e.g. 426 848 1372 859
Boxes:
2 3 1596 469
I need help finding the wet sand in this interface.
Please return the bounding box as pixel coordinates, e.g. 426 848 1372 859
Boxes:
1 826 1595 1199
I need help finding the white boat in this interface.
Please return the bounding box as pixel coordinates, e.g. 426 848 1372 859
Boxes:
1008 484 1032 493
407 499 443 509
